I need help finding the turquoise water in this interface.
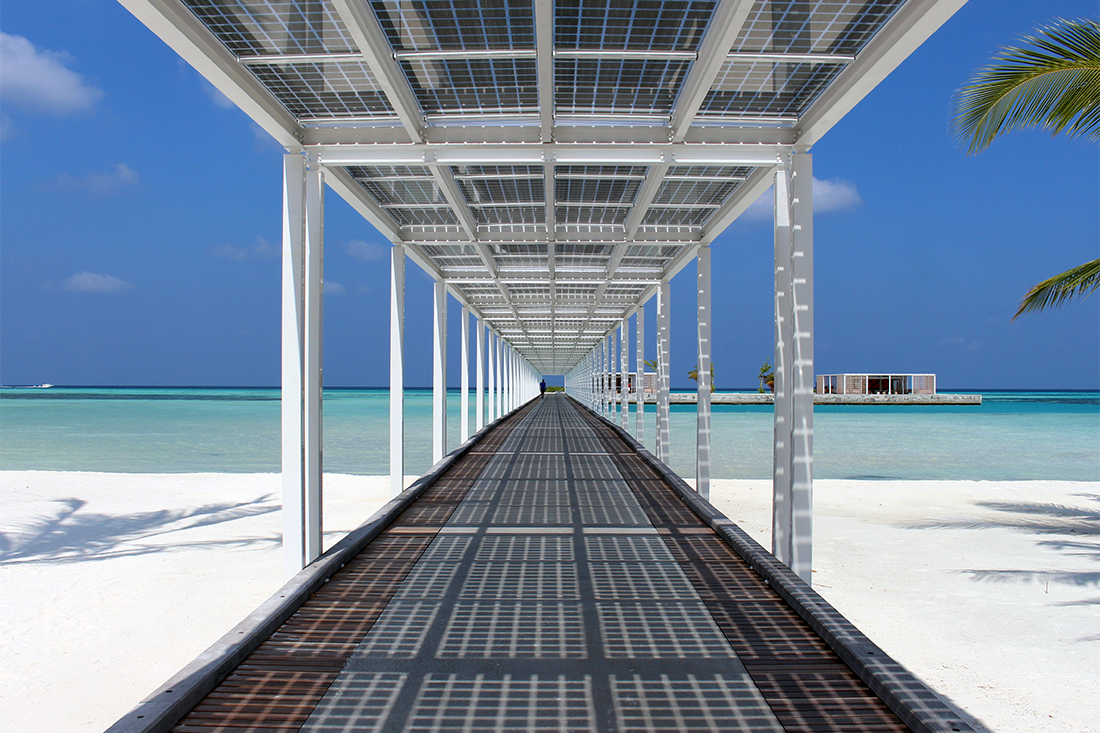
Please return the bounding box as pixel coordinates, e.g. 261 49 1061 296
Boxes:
1 388 1097 481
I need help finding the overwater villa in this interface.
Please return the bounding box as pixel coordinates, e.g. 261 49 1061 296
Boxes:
818 373 938 395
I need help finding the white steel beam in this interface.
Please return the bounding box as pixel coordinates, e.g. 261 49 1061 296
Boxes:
329 0 424 141
280 152 324 578
620 317 629 431
312 143 789 168
789 153 815 583
696 246 712 501
624 163 669 239
390 244 405 496
535 0 554 141
772 163 794 574
794 0 967 149
322 166 404 244
656 281 671 463
635 306 645 440
118 0 300 148
433 279 448 463
476 317 485 432
668 0 754 142
461 305 470 443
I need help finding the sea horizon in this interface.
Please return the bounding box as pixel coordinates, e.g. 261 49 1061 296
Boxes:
2 386 1097 482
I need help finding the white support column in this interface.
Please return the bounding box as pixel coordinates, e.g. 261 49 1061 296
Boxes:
789 152 815 583
773 163 793 570
487 330 496 422
620 318 629 430
656 281 671 463
281 152 324 578
495 334 503 418
502 343 510 414
476 318 485 432
460 305 470 443
607 335 614 417
389 243 404 497
635 308 645 440
696 245 712 501
432 279 447 464
772 153 814 584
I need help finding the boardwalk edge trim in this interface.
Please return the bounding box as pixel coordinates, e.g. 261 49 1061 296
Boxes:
570 395 975 733
102 403 530 733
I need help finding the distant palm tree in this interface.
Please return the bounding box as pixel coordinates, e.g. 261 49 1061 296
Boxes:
687 363 715 392
953 17 1100 319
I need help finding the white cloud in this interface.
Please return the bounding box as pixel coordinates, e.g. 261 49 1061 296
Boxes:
742 176 863 220
211 236 279 261
0 113 17 141
812 177 863 212
325 281 347 295
63 272 130 293
0 33 102 114
345 239 387 261
201 79 235 109
52 163 138 195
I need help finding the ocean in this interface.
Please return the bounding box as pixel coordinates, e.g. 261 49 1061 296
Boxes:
1 387 1097 481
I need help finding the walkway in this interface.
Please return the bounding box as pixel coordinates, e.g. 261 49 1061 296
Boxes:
157 395 946 732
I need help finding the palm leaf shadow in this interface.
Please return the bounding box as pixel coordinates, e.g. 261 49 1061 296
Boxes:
0 495 280 565
904 494 1100 587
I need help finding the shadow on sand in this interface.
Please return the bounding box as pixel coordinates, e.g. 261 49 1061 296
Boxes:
907 494 1100 588
0 495 280 565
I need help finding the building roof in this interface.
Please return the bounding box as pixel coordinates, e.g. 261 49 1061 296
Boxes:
122 0 964 373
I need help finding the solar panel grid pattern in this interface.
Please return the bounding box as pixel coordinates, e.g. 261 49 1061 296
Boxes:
400 58 538 114
371 0 534 51
556 59 691 115
730 0 905 55
177 1 915 368
249 61 396 118
700 59 845 117
183 0 358 56
554 0 716 51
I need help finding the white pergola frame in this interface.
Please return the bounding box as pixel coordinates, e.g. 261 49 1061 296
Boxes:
120 0 967 583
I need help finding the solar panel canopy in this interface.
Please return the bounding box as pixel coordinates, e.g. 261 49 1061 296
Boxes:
127 0 959 374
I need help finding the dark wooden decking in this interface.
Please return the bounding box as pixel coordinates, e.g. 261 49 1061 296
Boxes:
157 395 956 733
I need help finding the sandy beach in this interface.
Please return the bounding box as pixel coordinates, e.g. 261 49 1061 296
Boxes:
1 471 1097 732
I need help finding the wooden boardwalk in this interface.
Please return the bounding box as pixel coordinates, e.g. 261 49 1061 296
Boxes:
133 395 965 733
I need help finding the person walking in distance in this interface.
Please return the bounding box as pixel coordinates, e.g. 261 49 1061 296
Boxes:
540 378 547 398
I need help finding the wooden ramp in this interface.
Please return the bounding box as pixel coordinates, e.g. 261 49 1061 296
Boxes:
113 395 970 733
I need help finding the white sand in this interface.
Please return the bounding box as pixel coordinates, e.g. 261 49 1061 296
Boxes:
0 471 398 733
1 472 1097 732
708 479 1100 733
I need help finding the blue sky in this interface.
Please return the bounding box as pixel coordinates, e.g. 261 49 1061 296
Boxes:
1 1 1097 390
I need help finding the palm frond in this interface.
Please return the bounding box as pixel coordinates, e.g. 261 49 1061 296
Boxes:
953 18 1100 153
1013 258 1100 319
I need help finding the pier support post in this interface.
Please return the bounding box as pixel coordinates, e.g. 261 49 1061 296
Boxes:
697 245 712 500
460 305 469 443
621 318 629 430
772 153 814 584
636 307 645 440
487 330 496 422
656 280 671 463
281 152 324 578
497 332 503 416
432 279 447 464
475 318 485 432
389 244 404 497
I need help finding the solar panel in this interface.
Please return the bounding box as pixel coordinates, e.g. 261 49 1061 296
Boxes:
154 0 935 370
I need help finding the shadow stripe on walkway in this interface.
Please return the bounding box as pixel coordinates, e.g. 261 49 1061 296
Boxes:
111 394 970 733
